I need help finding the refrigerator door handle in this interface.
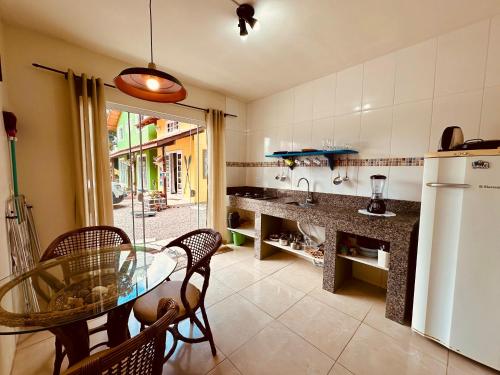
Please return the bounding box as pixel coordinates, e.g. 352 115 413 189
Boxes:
426 182 472 188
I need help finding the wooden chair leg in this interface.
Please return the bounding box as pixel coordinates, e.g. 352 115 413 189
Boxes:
199 304 216 356
163 325 179 363
53 338 64 375
50 321 90 373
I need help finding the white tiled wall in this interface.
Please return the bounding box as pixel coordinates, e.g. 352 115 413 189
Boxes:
243 16 500 202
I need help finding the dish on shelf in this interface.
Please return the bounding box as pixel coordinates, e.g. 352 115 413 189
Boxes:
269 234 279 242
279 238 289 246
358 246 378 258
301 148 318 152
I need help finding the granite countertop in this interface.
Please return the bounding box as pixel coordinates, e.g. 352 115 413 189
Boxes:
228 194 420 233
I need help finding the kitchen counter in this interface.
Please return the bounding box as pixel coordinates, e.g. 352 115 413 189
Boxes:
228 187 420 324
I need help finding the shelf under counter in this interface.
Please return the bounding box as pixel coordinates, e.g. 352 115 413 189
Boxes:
336 253 388 271
262 239 323 264
228 223 256 239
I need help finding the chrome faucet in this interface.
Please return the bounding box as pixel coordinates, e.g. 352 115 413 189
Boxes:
297 178 313 204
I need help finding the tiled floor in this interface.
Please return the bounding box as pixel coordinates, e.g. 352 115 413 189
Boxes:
11 243 499 375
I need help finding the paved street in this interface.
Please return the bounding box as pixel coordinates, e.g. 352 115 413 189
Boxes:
113 196 207 245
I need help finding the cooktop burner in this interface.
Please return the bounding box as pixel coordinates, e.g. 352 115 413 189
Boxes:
234 192 275 200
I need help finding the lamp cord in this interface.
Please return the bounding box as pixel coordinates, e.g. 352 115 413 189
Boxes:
149 0 154 63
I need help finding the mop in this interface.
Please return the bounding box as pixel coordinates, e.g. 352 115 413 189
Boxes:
3 111 41 311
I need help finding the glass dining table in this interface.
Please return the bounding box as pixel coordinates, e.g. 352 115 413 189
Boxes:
0 244 177 374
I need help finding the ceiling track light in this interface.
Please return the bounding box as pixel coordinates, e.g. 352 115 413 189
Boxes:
114 0 187 103
235 3 259 40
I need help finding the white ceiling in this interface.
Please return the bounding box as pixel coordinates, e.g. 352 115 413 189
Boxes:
2 0 500 102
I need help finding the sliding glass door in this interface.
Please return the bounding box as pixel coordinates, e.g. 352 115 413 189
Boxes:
106 107 207 247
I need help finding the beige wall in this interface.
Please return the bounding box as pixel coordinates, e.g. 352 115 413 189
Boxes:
0 18 17 375
2 23 230 250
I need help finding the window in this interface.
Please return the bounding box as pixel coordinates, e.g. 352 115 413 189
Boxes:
118 159 129 186
203 149 208 179
136 155 147 191
177 153 183 193
165 151 182 194
117 127 124 141
167 121 179 133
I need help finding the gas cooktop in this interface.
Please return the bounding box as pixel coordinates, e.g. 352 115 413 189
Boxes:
234 192 276 200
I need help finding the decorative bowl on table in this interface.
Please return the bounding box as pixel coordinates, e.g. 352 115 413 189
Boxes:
49 273 133 312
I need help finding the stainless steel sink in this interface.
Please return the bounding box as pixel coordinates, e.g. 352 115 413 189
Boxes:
285 201 315 208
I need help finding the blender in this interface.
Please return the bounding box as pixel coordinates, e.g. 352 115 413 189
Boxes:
367 175 387 214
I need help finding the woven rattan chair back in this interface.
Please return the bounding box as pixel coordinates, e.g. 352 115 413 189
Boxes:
42 226 131 260
41 226 131 278
167 229 222 277
63 298 178 375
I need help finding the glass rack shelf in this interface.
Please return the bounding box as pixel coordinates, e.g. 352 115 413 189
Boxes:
265 149 358 170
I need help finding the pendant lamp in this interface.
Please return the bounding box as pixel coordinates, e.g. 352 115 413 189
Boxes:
114 0 187 103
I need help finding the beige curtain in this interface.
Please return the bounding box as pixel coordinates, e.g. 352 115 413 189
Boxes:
206 109 228 242
67 70 113 227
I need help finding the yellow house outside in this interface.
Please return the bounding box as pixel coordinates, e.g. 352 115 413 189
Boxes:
156 120 208 204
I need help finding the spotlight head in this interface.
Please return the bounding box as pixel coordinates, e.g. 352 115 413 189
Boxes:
238 17 248 40
248 17 258 29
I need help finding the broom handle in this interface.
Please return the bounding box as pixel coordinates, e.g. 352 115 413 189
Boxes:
9 138 19 197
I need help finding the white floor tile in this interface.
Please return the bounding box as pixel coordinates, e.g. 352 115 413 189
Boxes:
447 351 499 375
338 324 446 375
239 278 305 318
271 259 323 293
279 296 360 360
363 301 448 364
308 279 384 321
230 321 334 375
206 359 242 375
205 294 273 355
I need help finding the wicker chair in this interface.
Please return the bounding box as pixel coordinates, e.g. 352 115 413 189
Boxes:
41 225 130 261
63 298 179 375
41 226 131 375
132 229 222 360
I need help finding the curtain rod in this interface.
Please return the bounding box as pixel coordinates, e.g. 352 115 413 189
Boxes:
32 63 238 118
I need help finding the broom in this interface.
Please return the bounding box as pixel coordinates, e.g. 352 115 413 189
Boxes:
3 111 40 311
3 111 19 197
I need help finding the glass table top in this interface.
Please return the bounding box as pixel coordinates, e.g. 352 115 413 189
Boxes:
0 244 177 334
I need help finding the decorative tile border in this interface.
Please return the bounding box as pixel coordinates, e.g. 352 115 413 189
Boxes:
226 157 424 168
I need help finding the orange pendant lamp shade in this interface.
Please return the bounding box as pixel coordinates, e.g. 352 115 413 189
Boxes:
114 0 187 103
114 63 187 103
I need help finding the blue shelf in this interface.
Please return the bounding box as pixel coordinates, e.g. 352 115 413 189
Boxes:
265 149 358 158
265 149 358 170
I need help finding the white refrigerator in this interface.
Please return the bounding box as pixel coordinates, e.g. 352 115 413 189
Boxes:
412 150 500 371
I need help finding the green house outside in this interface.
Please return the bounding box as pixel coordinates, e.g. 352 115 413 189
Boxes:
111 112 159 192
